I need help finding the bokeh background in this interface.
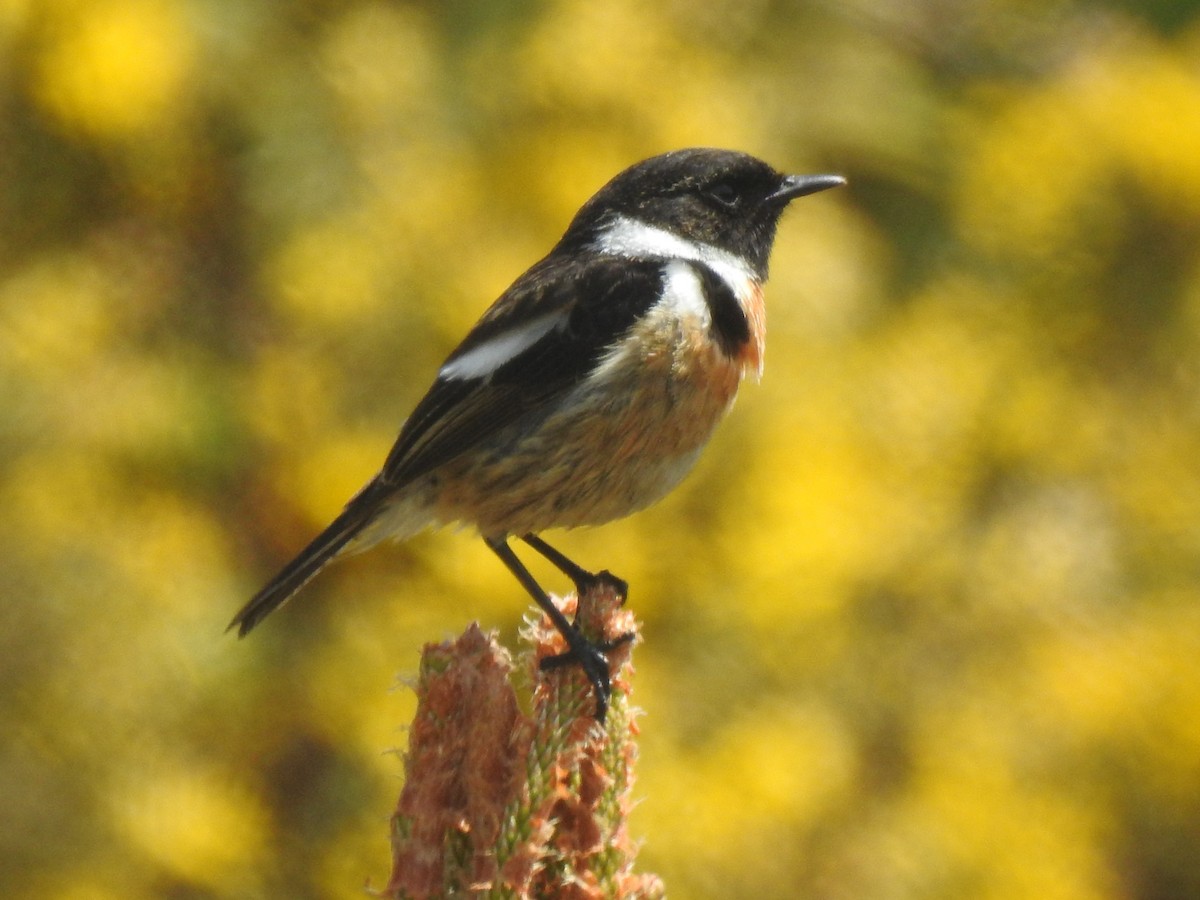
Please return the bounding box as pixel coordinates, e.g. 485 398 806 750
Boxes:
4 0 1200 897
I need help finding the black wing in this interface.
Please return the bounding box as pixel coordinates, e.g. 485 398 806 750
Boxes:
229 254 665 637
379 254 665 488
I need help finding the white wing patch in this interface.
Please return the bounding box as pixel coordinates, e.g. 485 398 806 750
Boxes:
594 215 756 298
439 311 566 381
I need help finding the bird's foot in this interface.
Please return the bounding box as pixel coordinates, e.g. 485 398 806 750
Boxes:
540 630 636 723
576 568 629 604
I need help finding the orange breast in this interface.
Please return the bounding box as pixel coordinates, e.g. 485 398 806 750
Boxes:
736 280 766 378
431 274 767 536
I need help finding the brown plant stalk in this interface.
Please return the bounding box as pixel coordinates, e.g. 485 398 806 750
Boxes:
383 580 663 899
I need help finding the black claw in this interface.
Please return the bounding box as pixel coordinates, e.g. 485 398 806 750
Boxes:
590 569 629 601
541 635 614 722
538 633 629 671
603 630 636 652
538 631 634 723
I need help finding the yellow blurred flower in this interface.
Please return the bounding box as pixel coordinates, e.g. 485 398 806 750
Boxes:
34 0 195 138
112 768 267 887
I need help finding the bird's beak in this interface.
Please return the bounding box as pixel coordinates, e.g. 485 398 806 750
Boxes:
769 173 846 204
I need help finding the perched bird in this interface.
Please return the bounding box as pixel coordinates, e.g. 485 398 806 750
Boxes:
231 148 844 720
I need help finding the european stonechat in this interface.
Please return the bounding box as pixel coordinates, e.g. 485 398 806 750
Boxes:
231 148 844 720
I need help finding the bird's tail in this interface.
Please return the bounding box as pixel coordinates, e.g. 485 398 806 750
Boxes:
228 484 386 637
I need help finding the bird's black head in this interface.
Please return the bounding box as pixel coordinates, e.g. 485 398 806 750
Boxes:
563 148 844 278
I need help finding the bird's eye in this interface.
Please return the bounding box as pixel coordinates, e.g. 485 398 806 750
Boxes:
708 183 739 208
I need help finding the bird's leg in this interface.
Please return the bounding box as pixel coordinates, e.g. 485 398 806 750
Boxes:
520 533 629 601
486 536 620 723
518 533 635 671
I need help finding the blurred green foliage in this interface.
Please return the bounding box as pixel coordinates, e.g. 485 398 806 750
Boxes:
3 0 1200 897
